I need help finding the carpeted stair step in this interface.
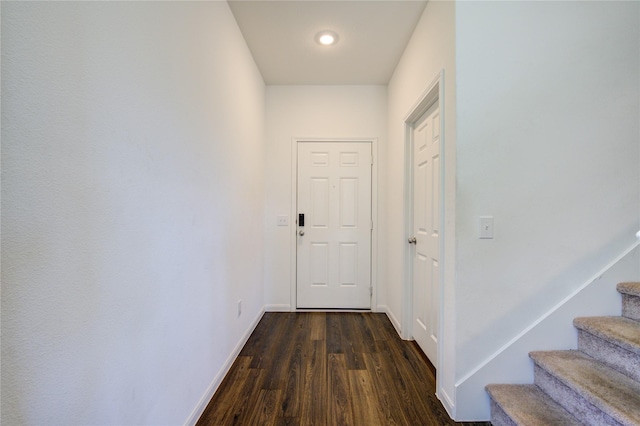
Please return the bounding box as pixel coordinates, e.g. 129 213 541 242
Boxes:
617 282 640 321
530 350 640 426
574 316 640 382
486 383 582 426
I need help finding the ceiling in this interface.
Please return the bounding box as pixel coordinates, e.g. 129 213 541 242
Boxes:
227 1 428 85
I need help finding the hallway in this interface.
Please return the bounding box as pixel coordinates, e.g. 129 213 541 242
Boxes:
3 1 638 423
197 312 489 425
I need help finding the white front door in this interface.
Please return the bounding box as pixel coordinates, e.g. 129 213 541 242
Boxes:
296 142 372 309
411 103 440 366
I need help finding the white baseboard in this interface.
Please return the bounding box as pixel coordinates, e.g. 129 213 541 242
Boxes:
438 387 456 419
378 305 403 337
184 307 265 426
265 304 291 312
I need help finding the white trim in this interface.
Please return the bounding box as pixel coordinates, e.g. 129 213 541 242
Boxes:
376 304 387 313
402 70 445 356
404 72 443 123
290 137 379 312
438 388 456 418
295 309 372 313
184 307 265 426
454 236 640 388
434 70 447 409
371 139 379 312
379 305 403 336
290 139 298 312
265 304 291 312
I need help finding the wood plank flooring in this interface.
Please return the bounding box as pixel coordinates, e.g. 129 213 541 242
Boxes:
197 312 489 426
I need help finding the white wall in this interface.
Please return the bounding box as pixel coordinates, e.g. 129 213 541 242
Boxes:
264 86 387 311
454 0 640 419
1 2 265 425
386 0 457 414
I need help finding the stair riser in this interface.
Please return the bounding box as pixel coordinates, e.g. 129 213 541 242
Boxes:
533 365 623 426
577 330 640 382
488 399 517 426
621 294 640 321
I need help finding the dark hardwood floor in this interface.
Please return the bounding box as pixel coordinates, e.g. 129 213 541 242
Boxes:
197 312 490 426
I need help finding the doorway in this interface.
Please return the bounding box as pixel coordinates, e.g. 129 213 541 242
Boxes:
404 73 444 369
294 140 374 309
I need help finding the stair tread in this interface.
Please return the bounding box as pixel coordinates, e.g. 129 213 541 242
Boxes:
617 282 640 297
486 384 582 425
530 350 640 425
574 316 640 355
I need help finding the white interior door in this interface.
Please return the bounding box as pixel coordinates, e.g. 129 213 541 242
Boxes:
411 103 440 366
296 142 372 309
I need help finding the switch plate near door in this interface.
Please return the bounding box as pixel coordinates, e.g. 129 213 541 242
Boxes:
479 216 494 239
277 216 289 226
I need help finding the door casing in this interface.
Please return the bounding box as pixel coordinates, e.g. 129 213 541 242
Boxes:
290 138 379 311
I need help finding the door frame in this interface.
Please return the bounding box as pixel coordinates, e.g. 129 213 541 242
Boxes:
290 138 379 312
402 71 445 360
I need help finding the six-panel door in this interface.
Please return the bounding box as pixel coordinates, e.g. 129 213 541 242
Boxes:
297 142 372 309
412 103 440 366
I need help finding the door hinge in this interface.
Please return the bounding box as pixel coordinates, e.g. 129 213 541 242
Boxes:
370 286 373 296
371 155 374 165
370 221 374 230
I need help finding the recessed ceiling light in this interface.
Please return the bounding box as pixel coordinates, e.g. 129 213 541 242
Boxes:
315 31 339 46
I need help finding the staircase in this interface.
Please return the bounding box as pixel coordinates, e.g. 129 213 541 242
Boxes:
486 282 640 426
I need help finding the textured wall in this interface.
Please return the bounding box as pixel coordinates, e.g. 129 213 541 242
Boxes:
1 2 265 424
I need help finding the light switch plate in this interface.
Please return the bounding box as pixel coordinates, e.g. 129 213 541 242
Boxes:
277 215 289 226
479 216 494 239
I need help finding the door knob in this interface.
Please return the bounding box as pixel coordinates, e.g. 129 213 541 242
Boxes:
408 237 417 244
299 230 305 236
